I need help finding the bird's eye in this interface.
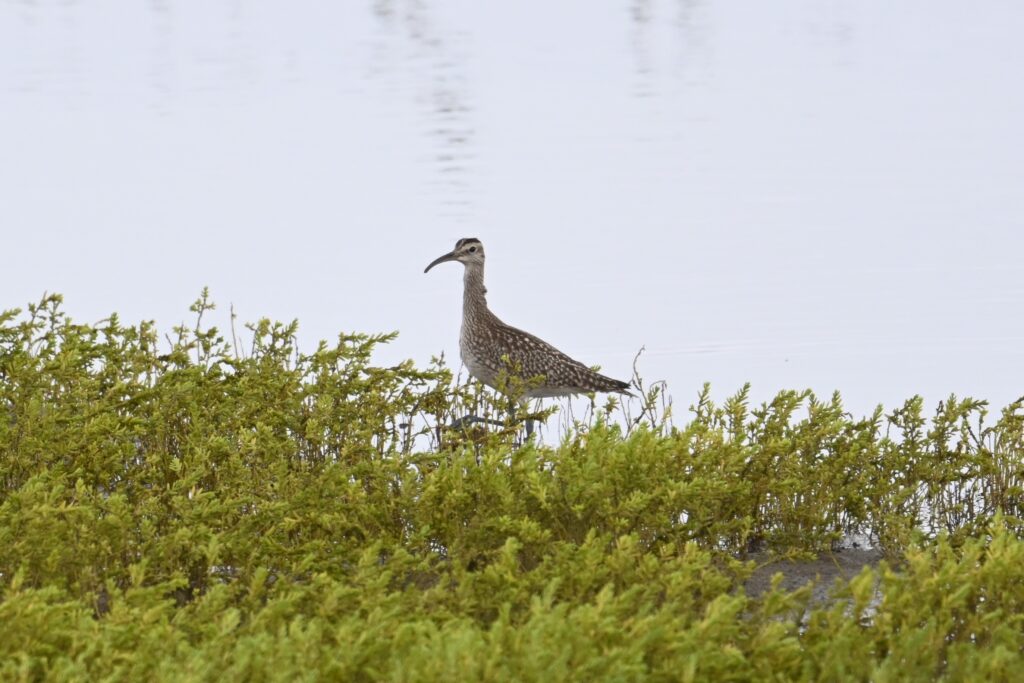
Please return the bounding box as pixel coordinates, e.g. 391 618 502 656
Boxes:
468 246 477 253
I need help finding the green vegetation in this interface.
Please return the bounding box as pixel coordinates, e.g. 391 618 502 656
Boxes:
1 292 1023 681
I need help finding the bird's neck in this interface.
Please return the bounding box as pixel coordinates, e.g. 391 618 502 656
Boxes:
462 263 488 314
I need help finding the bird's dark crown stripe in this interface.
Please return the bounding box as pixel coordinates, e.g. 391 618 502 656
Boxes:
455 237 481 249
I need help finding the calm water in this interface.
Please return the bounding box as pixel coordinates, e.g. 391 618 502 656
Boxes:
2 0 1022 418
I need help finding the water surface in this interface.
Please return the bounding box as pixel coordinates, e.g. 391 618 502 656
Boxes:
2 0 1022 417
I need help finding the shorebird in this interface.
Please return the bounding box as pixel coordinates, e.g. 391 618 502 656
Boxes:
424 238 631 433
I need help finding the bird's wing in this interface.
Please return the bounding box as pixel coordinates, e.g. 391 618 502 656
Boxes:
489 321 613 389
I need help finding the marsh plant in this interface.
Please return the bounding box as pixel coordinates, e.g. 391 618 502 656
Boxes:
1 293 1023 681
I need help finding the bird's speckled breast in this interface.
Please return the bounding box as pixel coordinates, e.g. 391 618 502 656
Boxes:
460 323 498 388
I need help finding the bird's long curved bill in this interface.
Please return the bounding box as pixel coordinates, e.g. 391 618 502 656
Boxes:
424 251 457 273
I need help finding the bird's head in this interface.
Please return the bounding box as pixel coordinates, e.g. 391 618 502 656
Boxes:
424 238 485 273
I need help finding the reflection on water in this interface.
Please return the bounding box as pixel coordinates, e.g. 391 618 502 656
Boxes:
629 0 711 99
1 0 1022 415
372 0 477 222
147 0 174 107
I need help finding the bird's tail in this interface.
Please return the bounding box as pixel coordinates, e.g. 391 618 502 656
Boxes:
598 374 634 398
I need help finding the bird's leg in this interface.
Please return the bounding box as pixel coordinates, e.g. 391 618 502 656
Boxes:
448 398 534 441
449 387 504 431
450 414 504 430
508 398 535 440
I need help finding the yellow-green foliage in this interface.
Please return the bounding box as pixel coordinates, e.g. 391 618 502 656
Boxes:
1 294 1023 681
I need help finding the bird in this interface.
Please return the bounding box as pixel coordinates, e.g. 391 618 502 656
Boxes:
424 237 632 433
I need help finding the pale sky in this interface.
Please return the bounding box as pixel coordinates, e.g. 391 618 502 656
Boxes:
2 0 1022 417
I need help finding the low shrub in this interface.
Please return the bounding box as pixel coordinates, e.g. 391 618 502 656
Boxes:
1 293 1022 681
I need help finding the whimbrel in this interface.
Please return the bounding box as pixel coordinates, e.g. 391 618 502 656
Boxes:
425 238 631 432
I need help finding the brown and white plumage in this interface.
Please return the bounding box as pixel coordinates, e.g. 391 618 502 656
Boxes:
424 238 631 399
